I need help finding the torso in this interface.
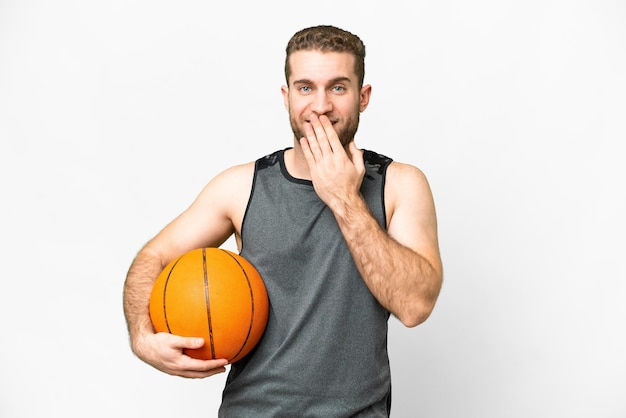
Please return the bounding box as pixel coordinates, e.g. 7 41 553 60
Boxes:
219 147 394 417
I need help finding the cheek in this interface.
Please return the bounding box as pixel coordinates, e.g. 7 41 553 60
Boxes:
288 99 309 117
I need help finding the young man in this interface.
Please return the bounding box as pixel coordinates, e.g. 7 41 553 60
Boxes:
123 25 443 416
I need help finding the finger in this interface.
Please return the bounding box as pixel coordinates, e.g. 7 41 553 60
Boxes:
299 137 316 165
348 141 364 172
309 113 333 156
318 114 342 153
177 360 228 379
172 336 205 350
175 355 229 378
303 120 322 161
181 357 229 371
180 369 225 379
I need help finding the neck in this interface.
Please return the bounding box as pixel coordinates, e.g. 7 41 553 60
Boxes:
284 137 352 181
284 140 312 180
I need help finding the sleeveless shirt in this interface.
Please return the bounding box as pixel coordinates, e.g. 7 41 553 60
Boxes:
218 148 394 417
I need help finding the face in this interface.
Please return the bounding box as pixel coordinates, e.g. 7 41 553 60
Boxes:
282 50 371 147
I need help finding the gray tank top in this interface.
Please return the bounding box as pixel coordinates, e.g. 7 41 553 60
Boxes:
219 148 393 417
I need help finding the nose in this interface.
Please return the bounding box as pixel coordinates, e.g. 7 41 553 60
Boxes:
310 90 333 115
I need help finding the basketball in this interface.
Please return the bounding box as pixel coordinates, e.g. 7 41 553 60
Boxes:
149 247 269 363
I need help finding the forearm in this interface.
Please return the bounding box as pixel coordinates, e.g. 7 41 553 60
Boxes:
332 196 442 327
123 245 230 377
123 246 163 350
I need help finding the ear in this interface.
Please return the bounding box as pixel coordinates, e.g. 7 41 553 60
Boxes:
359 84 372 112
281 85 289 111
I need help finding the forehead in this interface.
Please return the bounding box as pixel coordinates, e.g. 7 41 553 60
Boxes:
288 50 357 84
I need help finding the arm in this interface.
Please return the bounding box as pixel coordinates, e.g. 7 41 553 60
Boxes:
330 161 442 327
122 162 254 377
300 115 442 327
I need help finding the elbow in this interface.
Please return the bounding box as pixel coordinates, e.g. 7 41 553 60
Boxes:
396 281 442 328
393 265 444 327
396 302 436 328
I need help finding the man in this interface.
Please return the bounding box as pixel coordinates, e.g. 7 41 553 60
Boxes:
123 25 443 416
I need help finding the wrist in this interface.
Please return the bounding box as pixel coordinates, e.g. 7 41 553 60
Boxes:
329 192 367 224
129 323 155 357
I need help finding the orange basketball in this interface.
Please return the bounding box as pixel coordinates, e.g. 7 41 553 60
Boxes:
149 247 269 363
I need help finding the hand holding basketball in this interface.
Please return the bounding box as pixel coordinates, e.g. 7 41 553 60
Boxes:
149 247 269 363
133 332 229 379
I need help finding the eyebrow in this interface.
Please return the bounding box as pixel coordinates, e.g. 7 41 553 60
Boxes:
292 76 353 86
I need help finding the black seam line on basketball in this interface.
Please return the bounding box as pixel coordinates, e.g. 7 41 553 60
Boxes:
203 248 216 359
221 249 255 362
163 256 183 334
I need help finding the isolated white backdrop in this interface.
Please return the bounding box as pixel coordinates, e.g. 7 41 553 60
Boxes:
1 1 624 417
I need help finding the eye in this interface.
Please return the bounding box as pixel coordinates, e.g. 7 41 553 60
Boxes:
299 85 312 93
331 85 346 93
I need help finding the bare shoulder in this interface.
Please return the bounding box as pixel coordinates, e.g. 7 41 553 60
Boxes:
385 161 435 213
172 160 255 241
386 160 430 183
195 160 256 219
209 160 256 191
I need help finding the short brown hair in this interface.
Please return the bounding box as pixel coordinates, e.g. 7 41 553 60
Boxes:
284 25 366 88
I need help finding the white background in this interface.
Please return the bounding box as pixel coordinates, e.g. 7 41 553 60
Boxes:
1 1 624 417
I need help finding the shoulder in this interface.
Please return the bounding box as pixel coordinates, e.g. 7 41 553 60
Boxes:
199 160 256 205
215 160 256 183
387 161 429 186
205 148 286 195
184 160 256 238
361 149 429 191
384 160 436 220
191 160 256 208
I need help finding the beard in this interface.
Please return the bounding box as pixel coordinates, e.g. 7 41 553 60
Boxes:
289 110 361 148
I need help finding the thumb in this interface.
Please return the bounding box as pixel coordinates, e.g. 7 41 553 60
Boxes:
174 336 205 349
